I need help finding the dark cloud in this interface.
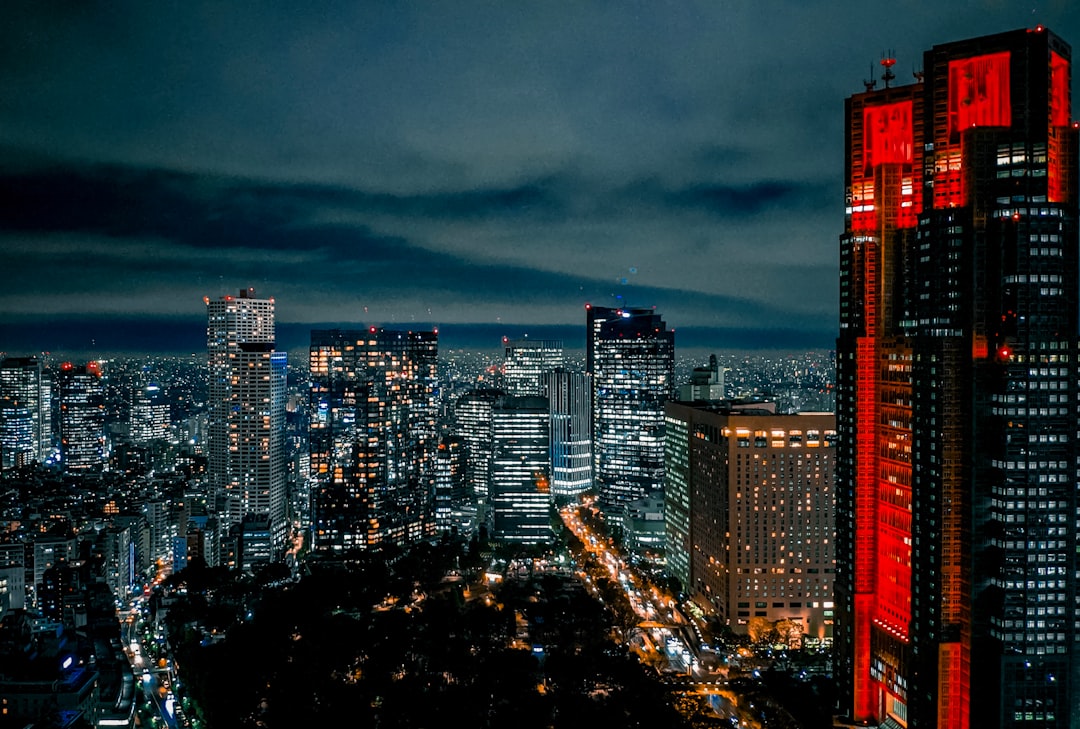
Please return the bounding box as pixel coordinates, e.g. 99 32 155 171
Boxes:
1 1 1077 355
2 161 818 335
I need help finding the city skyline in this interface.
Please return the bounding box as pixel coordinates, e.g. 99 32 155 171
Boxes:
4 4 1078 357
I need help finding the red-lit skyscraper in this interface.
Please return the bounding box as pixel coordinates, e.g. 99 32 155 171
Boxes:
836 27 1078 729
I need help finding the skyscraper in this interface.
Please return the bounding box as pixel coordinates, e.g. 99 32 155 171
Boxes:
55 362 106 472
541 368 592 503
587 305 675 507
433 435 467 534
130 382 170 444
453 388 504 499
205 289 288 552
836 28 1079 729
309 327 439 552
502 338 563 396
0 356 51 470
489 395 551 545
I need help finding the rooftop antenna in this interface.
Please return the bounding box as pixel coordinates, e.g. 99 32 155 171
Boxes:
881 51 897 88
913 63 925 83
863 63 877 92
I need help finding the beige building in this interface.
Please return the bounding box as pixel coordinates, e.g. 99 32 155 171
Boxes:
665 404 835 639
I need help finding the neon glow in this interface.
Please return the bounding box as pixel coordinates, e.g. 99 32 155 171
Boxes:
948 52 1011 134
864 101 913 168
1049 51 1070 203
1050 51 1069 127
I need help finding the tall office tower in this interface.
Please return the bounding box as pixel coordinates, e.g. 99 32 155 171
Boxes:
453 388 504 499
0 357 51 470
502 338 563 396
100 523 135 601
130 383 170 443
433 436 467 533
143 499 174 562
586 305 675 507
541 368 592 503
835 56 924 729
836 28 1079 729
489 395 551 545
309 328 439 552
205 289 288 552
55 362 106 472
664 403 836 638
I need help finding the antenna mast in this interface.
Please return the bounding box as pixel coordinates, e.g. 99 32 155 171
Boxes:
881 50 897 88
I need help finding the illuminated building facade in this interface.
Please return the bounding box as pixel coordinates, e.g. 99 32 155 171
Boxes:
453 388 504 499
434 435 468 533
502 338 563 396
130 382 170 443
836 28 1079 729
665 403 836 637
541 368 592 503
489 395 552 545
663 406 692 592
0 356 51 470
56 362 106 472
205 289 288 552
587 305 675 507
309 328 439 552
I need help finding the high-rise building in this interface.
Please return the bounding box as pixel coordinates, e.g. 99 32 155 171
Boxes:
541 368 592 503
0 356 51 470
205 289 288 553
309 328 439 552
99 523 135 601
453 388 504 499
55 362 106 473
434 435 468 534
143 498 175 563
664 403 836 638
586 305 675 507
489 395 551 545
836 28 1079 729
503 338 563 396
130 382 170 444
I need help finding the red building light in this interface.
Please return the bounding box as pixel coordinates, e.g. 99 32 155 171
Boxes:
864 101 913 168
1049 51 1071 203
948 52 1011 135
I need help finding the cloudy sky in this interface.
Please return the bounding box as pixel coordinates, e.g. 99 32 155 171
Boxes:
2 1 1077 356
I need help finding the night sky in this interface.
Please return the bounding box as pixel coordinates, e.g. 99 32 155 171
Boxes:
2 2 1078 356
